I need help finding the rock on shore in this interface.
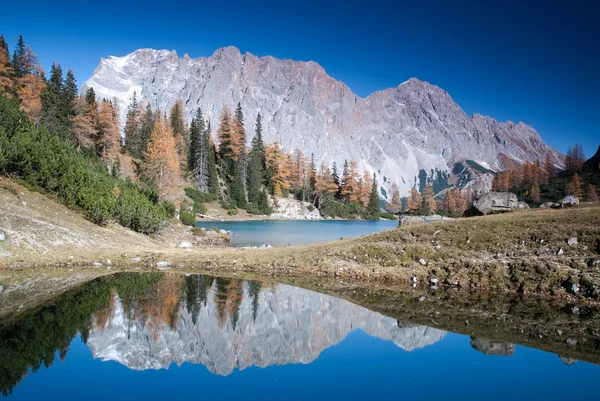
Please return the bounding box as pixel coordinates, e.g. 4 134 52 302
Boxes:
270 196 321 220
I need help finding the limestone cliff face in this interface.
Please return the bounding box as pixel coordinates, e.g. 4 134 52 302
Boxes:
82 47 562 197
86 282 446 374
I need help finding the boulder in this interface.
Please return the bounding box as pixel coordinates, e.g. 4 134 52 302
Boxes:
517 201 530 210
561 195 579 207
156 261 170 270
560 356 577 365
0 231 5 241
0 285 4 294
469 192 518 215
567 237 578 246
470 337 515 356
540 202 560 209
258 243 273 249
176 240 193 249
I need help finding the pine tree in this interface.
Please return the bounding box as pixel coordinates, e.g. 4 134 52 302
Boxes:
309 153 317 194
206 124 219 196
190 108 210 191
254 113 268 182
63 69 77 120
85 87 96 105
139 103 154 159
11 35 26 78
340 160 360 203
124 92 143 159
331 161 340 189
247 281 262 322
364 173 380 220
40 63 73 141
247 123 267 205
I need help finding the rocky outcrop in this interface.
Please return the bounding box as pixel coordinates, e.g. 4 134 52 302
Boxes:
87 281 446 374
398 214 454 226
561 195 580 207
270 196 321 220
582 145 600 173
81 47 563 199
470 337 515 356
469 192 519 215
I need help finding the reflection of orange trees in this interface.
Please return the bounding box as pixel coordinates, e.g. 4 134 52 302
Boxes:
93 289 117 331
214 278 244 329
134 275 184 340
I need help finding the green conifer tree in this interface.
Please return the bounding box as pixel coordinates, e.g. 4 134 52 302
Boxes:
84 87 96 105
41 63 72 141
124 92 143 158
11 35 25 78
364 173 380 220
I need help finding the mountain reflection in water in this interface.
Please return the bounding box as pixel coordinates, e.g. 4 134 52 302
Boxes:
86 275 445 374
1 272 599 400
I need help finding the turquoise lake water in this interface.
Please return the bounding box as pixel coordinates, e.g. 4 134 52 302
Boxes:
196 219 399 246
2 273 599 400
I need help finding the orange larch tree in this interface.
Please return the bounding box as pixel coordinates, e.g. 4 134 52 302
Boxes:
143 116 181 201
407 187 422 213
385 183 403 213
96 100 121 161
71 96 97 150
422 184 437 214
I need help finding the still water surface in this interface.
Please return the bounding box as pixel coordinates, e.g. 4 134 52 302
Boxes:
196 220 398 246
1 273 599 400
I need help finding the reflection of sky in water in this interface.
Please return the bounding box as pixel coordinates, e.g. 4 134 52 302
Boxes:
9 332 599 401
196 220 399 246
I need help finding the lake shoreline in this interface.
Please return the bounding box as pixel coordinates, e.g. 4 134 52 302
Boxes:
1 179 599 305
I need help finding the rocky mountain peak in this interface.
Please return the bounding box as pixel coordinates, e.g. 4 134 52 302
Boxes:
82 47 563 197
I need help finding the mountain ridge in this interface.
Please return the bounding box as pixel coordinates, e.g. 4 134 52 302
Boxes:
82 46 563 197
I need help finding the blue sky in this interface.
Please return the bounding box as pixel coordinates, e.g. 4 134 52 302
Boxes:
1 0 598 156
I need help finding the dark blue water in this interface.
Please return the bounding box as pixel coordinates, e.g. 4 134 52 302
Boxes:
2 273 599 400
196 220 398 246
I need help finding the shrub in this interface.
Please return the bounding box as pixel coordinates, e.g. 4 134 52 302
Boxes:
184 187 216 203
380 212 397 220
227 207 238 216
180 207 197 227
319 199 361 219
0 95 170 233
